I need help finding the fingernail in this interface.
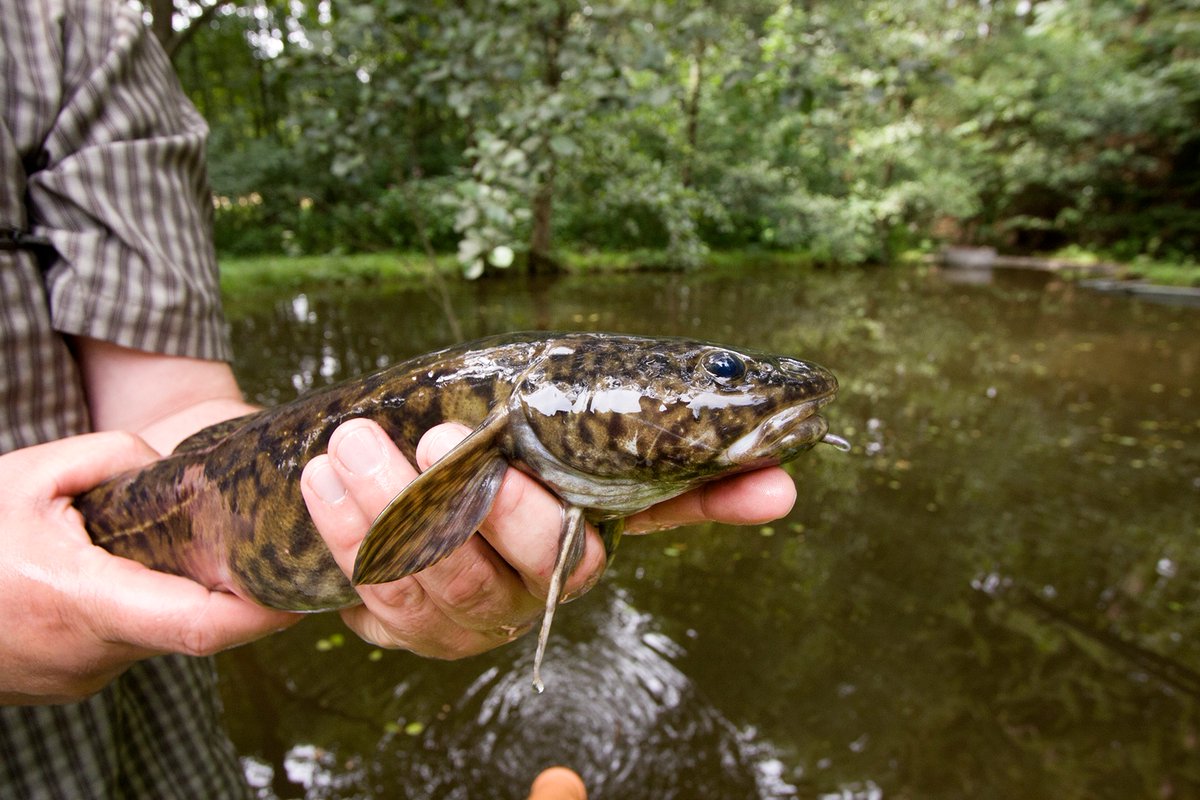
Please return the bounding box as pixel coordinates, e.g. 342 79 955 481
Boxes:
337 426 386 476
494 622 534 641
562 567 604 604
309 461 347 504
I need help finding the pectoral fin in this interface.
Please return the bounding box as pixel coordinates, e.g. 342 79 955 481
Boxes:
352 413 508 585
599 518 624 562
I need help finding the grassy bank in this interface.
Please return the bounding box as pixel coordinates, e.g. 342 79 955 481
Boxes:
217 251 457 295
1122 258 1200 287
216 249 818 294
216 247 1200 296
1045 245 1200 287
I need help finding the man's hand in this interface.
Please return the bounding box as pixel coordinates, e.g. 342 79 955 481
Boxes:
301 419 796 660
0 433 298 705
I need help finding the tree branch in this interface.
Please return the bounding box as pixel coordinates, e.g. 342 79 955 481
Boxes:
162 1 235 61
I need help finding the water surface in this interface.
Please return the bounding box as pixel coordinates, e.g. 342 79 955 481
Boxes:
218 264 1200 799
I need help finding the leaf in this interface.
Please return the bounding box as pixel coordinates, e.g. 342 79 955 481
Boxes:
456 236 484 264
463 258 485 279
500 148 528 170
549 135 579 157
489 245 515 268
456 204 479 229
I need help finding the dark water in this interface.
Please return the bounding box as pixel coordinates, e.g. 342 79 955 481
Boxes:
217 264 1200 799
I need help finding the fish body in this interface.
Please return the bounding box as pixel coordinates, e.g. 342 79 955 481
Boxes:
77 332 840 686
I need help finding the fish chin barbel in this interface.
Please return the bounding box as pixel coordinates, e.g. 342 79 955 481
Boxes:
821 433 852 451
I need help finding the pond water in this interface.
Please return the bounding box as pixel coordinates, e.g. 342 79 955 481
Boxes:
216 263 1200 799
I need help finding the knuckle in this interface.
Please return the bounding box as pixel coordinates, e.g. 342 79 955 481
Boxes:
105 429 155 461
341 611 404 650
177 622 218 657
364 575 428 612
436 551 500 613
166 596 225 657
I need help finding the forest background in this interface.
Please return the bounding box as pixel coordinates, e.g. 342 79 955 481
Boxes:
146 0 1200 281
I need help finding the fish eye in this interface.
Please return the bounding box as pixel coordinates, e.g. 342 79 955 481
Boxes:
702 350 746 382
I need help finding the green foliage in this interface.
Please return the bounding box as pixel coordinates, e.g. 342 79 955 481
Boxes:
169 0 1200 273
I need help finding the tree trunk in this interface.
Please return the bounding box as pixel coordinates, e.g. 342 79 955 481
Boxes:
149 0 174 49
527 2 569 276
681 37 705 188
147 0 230 62
529 160 559 275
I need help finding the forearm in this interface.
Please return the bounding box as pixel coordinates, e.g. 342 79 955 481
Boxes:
71 336 257 453
135 396 260 454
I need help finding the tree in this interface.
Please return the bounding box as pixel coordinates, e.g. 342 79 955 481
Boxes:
143 0 239 60
175 0 1200 269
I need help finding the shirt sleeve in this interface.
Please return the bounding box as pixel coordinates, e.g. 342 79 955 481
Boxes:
25 1 231 362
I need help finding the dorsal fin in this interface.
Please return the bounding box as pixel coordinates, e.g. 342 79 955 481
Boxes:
172 411 259 455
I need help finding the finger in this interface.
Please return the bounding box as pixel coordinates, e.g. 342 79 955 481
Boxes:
339 599 526 660
409 425 550 627
324 537 490 657
300 418 419 576
13 431 160 499
81 545 299 657
408 527 542 631
417 425 606 602
301 419 511 652
626 467 797 534
528 767 588 800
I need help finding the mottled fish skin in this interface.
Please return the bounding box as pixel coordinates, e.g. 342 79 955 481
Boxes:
76 332 839 613
505 335 837 516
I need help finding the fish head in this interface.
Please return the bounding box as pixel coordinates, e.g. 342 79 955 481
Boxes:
508 335 839 512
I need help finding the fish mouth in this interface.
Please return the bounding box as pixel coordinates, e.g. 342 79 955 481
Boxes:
724 395 837 466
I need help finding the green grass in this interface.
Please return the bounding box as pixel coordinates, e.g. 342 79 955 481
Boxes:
1048 245 1200 287
1122 257 1200 288
218 248 819 292
217 247 1200 293
218 251 456 294
557 248 815 273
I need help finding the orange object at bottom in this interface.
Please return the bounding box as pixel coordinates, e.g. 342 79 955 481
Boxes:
526 767 587 800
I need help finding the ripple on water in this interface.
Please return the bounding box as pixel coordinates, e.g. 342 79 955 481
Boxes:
374 588 771 800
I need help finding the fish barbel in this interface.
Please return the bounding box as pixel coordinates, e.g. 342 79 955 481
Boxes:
76 332 844 689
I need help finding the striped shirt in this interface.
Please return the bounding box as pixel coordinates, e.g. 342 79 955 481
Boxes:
1 1 248 797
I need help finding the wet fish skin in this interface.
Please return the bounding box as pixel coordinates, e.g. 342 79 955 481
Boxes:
77 333 547 610
76 332 839 620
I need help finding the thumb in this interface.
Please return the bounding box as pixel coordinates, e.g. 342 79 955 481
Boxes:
14 431 161 499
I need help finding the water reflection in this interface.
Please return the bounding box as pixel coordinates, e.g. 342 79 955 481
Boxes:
223 585 789 799
218 264 1200 798
371 587 774 800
